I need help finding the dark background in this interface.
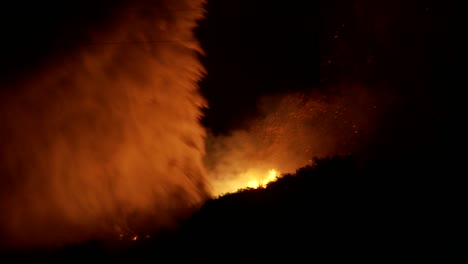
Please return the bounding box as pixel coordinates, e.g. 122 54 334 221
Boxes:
0 0 460 140
193 0 460 169
0 0 462 256
195 0 319 134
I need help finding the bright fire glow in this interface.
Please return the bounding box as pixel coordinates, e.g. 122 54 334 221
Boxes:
213 168 280 195
246 169 279 189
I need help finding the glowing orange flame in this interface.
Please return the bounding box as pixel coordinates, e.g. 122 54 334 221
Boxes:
246 169 279 189
212 168 279 195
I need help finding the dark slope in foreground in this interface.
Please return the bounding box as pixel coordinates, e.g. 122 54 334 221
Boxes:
2 154 462 260
166 155 460 256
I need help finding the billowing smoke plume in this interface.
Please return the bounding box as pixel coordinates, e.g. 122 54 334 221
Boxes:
205 85 395 195
0 0 210 250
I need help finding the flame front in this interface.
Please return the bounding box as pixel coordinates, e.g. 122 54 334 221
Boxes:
213 168 279 195
246 169 279 189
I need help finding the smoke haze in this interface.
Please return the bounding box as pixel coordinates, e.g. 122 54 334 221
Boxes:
0 0 210 250
205 84 395 195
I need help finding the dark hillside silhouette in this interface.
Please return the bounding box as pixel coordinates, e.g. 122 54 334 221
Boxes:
169 155 460 256
6 153 457 260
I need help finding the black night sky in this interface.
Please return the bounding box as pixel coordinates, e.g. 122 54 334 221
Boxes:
196 0 458 150
0 0 459 139
0 0 462 258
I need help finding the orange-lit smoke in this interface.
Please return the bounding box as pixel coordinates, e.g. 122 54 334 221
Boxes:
205 86 392 195
0 0 209 250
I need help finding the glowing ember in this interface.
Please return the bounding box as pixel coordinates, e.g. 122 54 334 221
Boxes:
132 235 138 241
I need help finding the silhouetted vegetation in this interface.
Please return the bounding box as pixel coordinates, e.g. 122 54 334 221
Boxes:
2 152 461 260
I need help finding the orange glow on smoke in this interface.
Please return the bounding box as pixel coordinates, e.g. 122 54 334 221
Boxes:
0 0 210 250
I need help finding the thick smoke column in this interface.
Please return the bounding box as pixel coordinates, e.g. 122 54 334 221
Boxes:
0 0 209 250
